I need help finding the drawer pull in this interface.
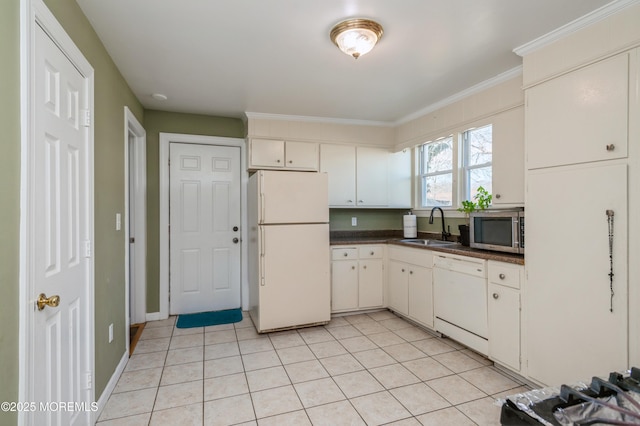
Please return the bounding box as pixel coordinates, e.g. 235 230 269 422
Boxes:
499 273 506 280
351 266 355 270
493 293 500 299
606 144 615 151
343 252 348 257
401 268 405 272
370 251 374 255
409 270 413 275
363 265 367 269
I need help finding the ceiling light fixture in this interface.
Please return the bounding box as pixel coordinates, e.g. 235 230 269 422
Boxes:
151 93 168 101
330 18 383 59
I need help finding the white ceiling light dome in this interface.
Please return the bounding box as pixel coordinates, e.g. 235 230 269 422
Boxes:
330 18 384 59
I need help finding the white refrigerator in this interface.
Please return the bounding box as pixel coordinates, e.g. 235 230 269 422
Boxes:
248 170 331 332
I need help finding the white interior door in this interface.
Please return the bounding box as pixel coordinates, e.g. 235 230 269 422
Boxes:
170 143 241 314
32 24 92 426
128 132 136 324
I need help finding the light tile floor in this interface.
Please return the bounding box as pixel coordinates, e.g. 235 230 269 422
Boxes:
97 311 529 426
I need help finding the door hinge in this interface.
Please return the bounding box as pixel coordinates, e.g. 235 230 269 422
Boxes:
85 372 93 389
81 109 91 127
83 240 92 258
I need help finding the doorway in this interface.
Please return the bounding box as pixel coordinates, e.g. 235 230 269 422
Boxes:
158 133 248 319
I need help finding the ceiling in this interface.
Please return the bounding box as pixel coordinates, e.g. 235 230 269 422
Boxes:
76 0 613 124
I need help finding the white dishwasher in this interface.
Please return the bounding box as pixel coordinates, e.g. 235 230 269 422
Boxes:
433 253 488 355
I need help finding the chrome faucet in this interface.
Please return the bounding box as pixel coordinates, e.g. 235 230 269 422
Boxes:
429 207 451 241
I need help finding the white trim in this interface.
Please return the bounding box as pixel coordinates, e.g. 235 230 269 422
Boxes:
95 351 128 422
394 66 523 126
244 111 393 127
513 0 640 57
146 312 164 322
19 0 96 424
159 133 248 319
124 107 147 336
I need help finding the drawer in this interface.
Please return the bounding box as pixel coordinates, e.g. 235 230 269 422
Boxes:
359 246 383 259
488 261 522 289
332 247 358 260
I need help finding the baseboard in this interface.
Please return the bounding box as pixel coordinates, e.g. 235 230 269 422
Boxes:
146 312 166 322
94 351 128 422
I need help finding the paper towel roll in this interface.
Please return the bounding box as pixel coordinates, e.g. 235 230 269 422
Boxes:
403 214 417 238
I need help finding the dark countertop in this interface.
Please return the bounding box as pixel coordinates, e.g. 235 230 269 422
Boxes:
329 231 524 265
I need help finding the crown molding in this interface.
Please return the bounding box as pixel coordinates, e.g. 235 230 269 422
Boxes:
513 0 640 57
243 112 394 127
393 66 523 126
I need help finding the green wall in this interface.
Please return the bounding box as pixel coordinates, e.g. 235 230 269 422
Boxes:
0 1 21 424
329 209 465 236
144 110 245 312
43 0 144 398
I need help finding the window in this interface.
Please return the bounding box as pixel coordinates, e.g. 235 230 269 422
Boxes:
419 137 453 207
462 125 492 200
417 124 493 209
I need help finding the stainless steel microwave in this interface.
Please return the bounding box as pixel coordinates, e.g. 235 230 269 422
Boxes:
470 209 524 254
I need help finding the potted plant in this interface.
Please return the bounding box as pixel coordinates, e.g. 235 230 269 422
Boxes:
457 186 492 246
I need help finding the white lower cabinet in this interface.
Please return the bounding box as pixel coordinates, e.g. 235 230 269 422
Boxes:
388 246 434 329
331 245 384 312
487 261 523 372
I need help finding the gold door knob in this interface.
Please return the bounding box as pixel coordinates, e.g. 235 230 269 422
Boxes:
37 293 60 311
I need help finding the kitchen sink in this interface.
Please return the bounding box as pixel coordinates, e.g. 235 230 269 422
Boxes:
400 239 458 247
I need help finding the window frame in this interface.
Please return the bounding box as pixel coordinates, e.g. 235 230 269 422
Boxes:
417 135 457 209
461 124 493 202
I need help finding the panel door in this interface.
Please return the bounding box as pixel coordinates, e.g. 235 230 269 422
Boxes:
260 224 330 330
359 259 384 308
356 147 389 206
387 261 409 315
170 143 242 314
320 144 356 207
408 265 433 328
527 163 628 385
526 53 629 170
488 284 520 371
33 25 92 426
250 138 284 168
285 141 318 170
331 260 359 311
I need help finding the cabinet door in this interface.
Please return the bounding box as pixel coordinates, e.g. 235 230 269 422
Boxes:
359 259 384 308
488 283 520 371
388 149 412 208
250 138 285 169
285 141 318 171
526 53 629 170
331 260 359 311
387 260 408 315
408 265 433 328
492 107 524 205
527 163 628 385
356 147 388 207
320 144 356 207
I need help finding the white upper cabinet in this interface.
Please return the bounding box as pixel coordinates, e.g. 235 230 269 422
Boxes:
249 138 319 171
320 144 357 207
526 53 629 170
320 144 410 208
356 147 389 207
492 107 524 205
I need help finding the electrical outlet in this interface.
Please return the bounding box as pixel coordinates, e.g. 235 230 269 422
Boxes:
116 213 121 231
351 217 357 226
108 324 114 343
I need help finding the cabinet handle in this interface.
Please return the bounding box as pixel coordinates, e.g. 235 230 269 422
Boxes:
358 200 364 203
495 194 501 199
351 266 355 270
493 293 500 299
343 252 348 257
276 159 281 163
409 270 413 275
370 251 374 255
288 160 293 163
499 273 506 280
606 144 615 151
401 268 405 272
363 265 367 269
347 200 353 203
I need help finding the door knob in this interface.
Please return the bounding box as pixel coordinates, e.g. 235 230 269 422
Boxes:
233 226 239 232
37 293 60 311
232 237 239 244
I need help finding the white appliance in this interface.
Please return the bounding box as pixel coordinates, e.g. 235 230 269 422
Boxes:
433 253 488 355
248 170 331 332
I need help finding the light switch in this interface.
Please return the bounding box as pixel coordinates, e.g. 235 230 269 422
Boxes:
116 213 121 231
351 217 357 226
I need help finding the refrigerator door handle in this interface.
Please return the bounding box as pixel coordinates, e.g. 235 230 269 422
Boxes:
259 173 265 224
260 227 266 286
